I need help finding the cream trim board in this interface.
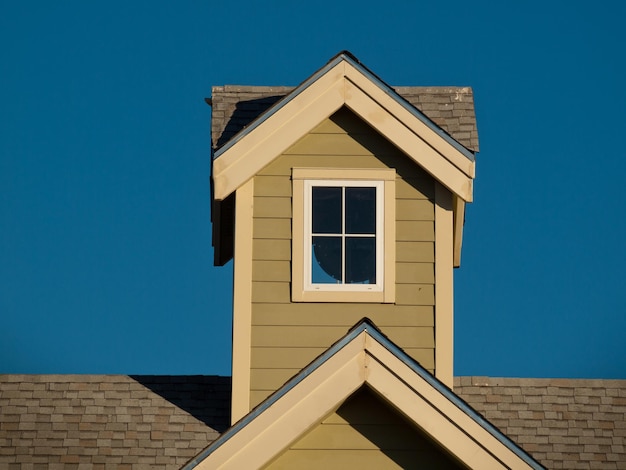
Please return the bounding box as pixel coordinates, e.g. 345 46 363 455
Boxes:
190 326 540 470
213 57 475 202
343 62 475 178
213 63 346 200
453 196 465 268
435 183 454 388
344 81 472 202
292 168 395 303
194 336 367 470
231 179 254 423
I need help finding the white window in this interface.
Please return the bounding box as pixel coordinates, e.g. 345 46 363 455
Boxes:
304 180 383 291
292 168 395 303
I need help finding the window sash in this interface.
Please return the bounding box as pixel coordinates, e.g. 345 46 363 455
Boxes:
304 180 384 292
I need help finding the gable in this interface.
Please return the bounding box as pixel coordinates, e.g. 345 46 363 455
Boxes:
185 320 542 469
265 386 465 470
211 53 475 203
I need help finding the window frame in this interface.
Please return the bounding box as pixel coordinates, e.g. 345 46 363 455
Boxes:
292 168 396 303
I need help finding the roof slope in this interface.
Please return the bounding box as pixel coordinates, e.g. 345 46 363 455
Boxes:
3 374 623 468
455 376 626 470
0 374 230 469
210 85 479 153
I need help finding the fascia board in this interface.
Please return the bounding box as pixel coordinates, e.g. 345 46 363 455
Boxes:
213 62 346 200
191 333 367 469
364 336 542 469
365 358 509 469
343 61 475 178
345 81 473 202
453 197 465 267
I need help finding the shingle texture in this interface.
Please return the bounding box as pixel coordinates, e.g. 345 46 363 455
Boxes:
210 85 479 153
0 374 230 469
455 376 626 470
3 375 625 468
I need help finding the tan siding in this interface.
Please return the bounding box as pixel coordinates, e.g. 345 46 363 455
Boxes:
252 218 291 239
254 175 292 197
249 108 439 407
252 281 290 304
397 221 434 241
264 387 463 470
396 262 434 284
252 261 291 282
254 197 291 218
397 241 434 262
251 326 433 349
396 199 434 221
252 303 434 327
252 239 290 261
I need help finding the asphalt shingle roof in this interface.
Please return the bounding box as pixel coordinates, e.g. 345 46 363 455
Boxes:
209 85 479 153
0 375 230 469
2 375 625 468
455 377 626 470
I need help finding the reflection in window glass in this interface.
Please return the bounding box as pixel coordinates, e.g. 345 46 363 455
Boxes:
312 237 342 283
310 184 377 285
312 187 341 234
346 237 376 284
345 187 376 234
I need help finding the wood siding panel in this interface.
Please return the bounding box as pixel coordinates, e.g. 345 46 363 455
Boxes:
248 110 440 406
396 242 434 262
396 199 434 221
254 197 291 218
251 347 327 369
251 325 433 349
254 175 292 197
253 239 290 261
252 303 434 327
396 284 435 306
397 177 434 199
397 221 434 241
252 261 291 282
396 262 434 284
252 281 290 304
253 218 291 239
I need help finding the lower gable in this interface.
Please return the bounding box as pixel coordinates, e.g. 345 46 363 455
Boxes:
264 386 464 470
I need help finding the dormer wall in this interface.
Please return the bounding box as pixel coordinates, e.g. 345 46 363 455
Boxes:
230 108 455 418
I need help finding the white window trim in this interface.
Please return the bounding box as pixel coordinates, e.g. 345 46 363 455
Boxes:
292 168 395 303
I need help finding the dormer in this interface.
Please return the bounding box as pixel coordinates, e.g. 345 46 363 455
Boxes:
209 52 478 423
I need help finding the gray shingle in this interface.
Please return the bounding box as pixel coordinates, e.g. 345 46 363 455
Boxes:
210 85 479 153
0 375 230 469
455 377 626 469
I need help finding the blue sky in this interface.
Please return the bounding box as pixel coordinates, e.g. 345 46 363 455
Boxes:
1 1 625 379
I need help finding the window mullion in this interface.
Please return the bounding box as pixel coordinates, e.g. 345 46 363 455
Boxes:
341 186 346 285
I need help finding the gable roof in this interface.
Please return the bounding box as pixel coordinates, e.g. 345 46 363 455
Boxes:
184 320 542 470
210 85 479 154
210 51 476 203
2 374 625 468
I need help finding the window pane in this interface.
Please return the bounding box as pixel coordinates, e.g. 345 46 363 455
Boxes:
312 236 342 283
312 187 342 234
345 237 376 284
345 187 376 234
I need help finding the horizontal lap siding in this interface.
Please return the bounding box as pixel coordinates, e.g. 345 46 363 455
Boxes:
264 388 463 470
250 109 436 408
